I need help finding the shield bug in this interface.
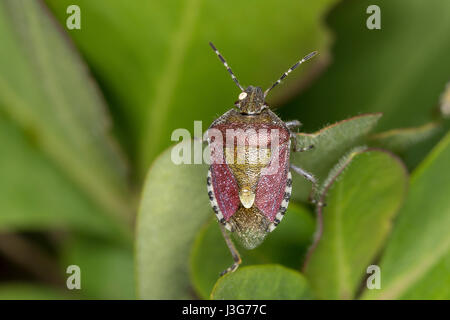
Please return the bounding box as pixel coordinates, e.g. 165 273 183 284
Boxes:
206 42 319 275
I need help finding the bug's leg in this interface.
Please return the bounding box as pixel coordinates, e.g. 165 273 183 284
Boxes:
290 132 315 152
285 120 314 152
219 223 241 276
290 164 321 205
295 144 315 152
286 120 301 152
285 120 302 130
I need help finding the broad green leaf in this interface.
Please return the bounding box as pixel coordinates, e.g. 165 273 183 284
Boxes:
0 1 131 231
368 122 445 169
211 265 313 300
292 113 382 201
190 203 315 299
136 140 209 299
304 149 408 299
61 236 135 299
396 252 450 300
0 117 128 240
369 122 442 154
361 131 450 300
46 0 339 175
0 283 68 300
280 0 450 135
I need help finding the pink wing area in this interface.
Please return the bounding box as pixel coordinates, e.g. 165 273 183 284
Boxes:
211 163 240 221
255 144 289 221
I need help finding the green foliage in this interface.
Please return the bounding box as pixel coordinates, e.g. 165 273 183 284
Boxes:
291 113 382 201
0 118 124 238
369 123 442 154
136 141 209 299
61 236 135 299
280 0 450 134
304 149 408 299
0 0 448 301
0 0 134 299
362 132 450 299
211 265 313 300
0 0 131 238
0 284 68 300
368 122 446 169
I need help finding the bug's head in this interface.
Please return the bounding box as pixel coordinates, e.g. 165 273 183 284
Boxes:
209 42 318 115
235 86 266 115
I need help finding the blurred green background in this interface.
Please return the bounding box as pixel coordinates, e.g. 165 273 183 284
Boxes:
0 0 449 299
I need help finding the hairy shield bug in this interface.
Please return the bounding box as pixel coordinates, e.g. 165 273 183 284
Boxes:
206 42 319 275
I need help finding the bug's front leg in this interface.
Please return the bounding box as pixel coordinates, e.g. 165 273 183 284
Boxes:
285 120 314 152
285 120 302 130
219 223 241 276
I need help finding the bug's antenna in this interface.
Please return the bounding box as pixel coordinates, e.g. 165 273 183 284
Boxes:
209 42 244 91
264 51 318 97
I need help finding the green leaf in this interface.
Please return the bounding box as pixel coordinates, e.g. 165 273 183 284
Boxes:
46 0 339 175
190 203 315 299
280 0 450 134
304 149 408 299
396 252 450 300
0 118 129 239
61 236 135 299
0 283 68 300
368 122 445 170
135 140 209 299
361 131 450 299
211 265 313 300
292 113 382 201
369 122 442 154
0 1 131 232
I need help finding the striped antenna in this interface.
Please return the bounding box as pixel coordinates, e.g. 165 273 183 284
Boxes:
264 51 318 97
209 42 244 91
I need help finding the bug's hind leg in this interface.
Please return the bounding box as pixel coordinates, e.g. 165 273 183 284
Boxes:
285 120 314 152
295 144 315 152
219 223 241 276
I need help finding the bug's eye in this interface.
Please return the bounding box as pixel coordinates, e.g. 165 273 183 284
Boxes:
238 92 247 100
234 100 240 106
